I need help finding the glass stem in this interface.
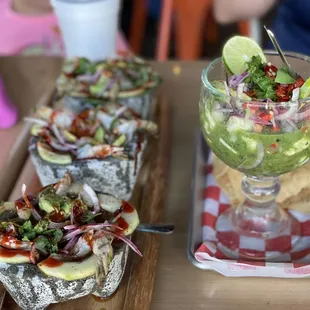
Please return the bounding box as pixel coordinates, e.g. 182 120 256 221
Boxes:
242 175 280 208
232 175 288 237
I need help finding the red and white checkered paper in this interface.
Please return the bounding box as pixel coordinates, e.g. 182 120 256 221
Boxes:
194 155 310 278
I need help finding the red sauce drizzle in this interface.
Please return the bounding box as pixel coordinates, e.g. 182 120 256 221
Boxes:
51 111 58 123
83 231 93 248
15 201 26 210
40 257 63 268
116 217 129 234
121 201 134 213
70 118 92 138
49 210 66 222
0 247 29 258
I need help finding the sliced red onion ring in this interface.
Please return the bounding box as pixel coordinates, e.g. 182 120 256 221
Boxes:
64 224 78 230
85 223 123 230
229 72 249 88
223 81 231 96
292 88 300 102
62 223 122 241
76 69 102 83
49 138 77 152
104 230 142 257
49 221 71 229
30 243 37 264
64 235 80 251
51 124 65 145
31 206 42 221
82 184 100 212
275 105 298 121
62 228 83 241
295 108 310 121
249 116 270 125
58 249 69 255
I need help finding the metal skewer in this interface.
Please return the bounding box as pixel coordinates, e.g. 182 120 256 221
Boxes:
136 223 174 234
264 25 298 79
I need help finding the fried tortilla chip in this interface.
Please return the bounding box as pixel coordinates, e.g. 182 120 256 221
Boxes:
212 155 310 213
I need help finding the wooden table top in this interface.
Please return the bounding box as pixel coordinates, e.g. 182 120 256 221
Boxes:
1 57 310 310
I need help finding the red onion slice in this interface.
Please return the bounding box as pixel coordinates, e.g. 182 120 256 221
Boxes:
24 117 49 127
51 124 65 145
63 235 80 251
30 243 38 264
275 105 298 121
104 230 142 257
49 221 71 229
64 224 78 230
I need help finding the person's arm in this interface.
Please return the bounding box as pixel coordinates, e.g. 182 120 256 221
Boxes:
213 0 277 24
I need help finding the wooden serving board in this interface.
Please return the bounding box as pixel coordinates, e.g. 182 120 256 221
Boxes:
2 94 171 310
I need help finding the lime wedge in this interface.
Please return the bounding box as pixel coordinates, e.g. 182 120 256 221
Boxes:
299 77 310 99
223 36 266 75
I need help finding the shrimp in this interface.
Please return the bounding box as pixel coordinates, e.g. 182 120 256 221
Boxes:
0 234 32 250
76 144 125 159
96 110 115 130
114 120 158 136
35 107 75 129
70 231 93 257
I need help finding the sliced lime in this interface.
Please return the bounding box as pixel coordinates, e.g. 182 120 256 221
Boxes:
299 77 310 99
223 36 266 75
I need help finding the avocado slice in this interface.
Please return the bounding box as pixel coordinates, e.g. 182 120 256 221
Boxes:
39 185 73 217
0 247 31 264
37 142 72 165
39 186 59 214
97 194 140 236
38 254 97 281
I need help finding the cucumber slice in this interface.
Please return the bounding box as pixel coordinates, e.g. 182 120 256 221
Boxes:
94 126 105 143
63 130 77 142
38 254 97 281
31 125 44 136
226 116 253 132
37 142 72 165
112 134 126 146
0 247 30 264
97 194 140 236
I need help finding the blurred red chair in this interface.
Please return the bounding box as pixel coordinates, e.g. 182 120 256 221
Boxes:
129 0 251 61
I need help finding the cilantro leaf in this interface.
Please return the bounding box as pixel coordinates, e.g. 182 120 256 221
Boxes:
246 55 277 100
34 220 49 234
18 221 36 240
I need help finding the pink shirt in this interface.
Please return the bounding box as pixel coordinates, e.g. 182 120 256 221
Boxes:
0 0 129 56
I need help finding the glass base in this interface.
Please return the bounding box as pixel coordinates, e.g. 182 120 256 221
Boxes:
216 206 301 260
